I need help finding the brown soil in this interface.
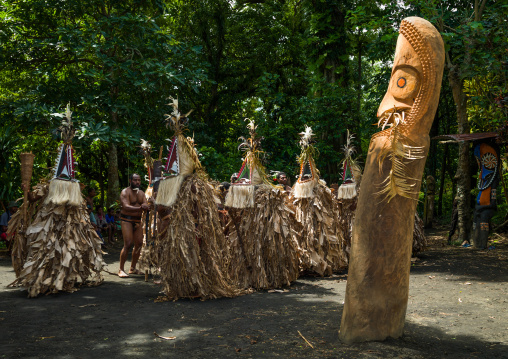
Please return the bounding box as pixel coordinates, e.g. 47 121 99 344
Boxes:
1 228 507 358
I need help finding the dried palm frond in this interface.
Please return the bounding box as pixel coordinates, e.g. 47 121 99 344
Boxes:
224 207 252 289
376 123 425 202
10 200 104 297
9 182 49 277
335 195 357 266
341 130 362 180
155 174 243 300
293 182 346 275
56 103 76 144
234 185 301 289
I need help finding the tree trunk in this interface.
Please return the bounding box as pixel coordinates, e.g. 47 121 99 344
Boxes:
437 143 449 217
106 141 120 208
107 106 120 207
448 67 471 243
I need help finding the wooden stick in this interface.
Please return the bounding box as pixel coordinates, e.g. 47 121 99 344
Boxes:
159 146 164 161
297 330 314 349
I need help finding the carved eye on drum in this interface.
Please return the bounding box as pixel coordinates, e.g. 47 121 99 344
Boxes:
389 67 420 101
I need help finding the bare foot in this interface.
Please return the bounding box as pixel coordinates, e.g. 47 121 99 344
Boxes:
118 270 129 278
129 268 141 275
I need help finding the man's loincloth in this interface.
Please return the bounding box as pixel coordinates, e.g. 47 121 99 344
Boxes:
120 214 142 224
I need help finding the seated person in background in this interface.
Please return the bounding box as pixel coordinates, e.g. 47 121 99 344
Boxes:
87 205 103 244
1 201 19 242
114 209 122 232
96 206 108 235
105 207 116 243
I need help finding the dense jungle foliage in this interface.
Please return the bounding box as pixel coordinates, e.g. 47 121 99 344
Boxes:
0 0 506 227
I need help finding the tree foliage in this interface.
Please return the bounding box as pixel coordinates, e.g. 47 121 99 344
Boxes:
0 0 506 223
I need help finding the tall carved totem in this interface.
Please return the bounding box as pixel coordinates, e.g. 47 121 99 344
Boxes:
472 141 499 249
339 17 444 343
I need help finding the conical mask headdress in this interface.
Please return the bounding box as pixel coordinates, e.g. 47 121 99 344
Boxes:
293 125 319 199
225 119 267 208
45 103 82 206
155 97 200 207
337 130 362 199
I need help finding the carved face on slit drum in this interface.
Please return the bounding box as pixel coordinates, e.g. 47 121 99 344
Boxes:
376 17 444 141
371 17 446 203
339 17 445 344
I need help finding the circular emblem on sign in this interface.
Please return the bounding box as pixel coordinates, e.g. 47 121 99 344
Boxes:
482 153 497 169
396 77 407 88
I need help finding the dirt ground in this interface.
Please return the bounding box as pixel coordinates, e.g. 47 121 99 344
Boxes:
1 227 507 359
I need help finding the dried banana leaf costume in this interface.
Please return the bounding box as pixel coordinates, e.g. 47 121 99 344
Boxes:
225 120 300 289
9 182 49 277
11 105 104 297
154 98 240 300
291 126 345 275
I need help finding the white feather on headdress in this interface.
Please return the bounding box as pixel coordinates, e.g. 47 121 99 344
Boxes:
140 138 151 151
299 125 314 147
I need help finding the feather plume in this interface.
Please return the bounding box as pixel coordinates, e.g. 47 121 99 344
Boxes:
299 125 314 147
340 130 361 183
57 103 76 143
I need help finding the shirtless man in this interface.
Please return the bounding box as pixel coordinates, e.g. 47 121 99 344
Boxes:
276 172 292 193
118 173 149 278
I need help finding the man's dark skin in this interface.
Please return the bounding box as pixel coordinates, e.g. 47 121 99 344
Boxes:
85 188 96 209
276 172 291 192
118 174 148 278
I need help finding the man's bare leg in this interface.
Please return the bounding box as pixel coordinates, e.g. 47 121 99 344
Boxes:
119 221 134 278
129 223 144 274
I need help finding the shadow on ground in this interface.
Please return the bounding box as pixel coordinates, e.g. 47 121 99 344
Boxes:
1 232 507 358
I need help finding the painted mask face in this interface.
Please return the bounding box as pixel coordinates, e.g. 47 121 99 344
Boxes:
164 136 180 177
474 142 498 205
53 143 76 181
298 160 316 183
341 159 355 185
232 159 255 185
